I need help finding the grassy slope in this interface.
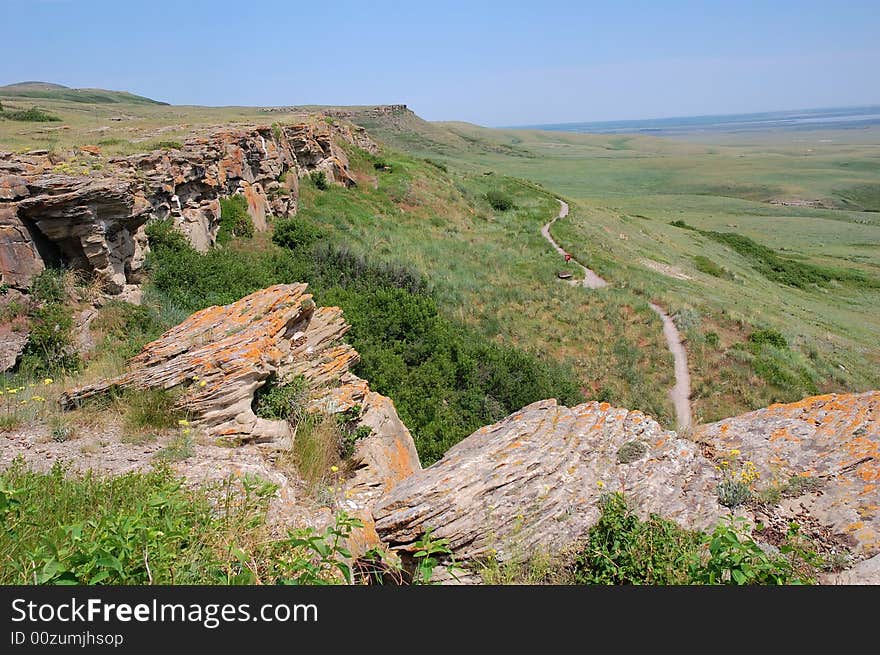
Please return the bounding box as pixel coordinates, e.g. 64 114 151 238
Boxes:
351 116 880 422
297 146 675 425
0 81 166 105
4 94 877 426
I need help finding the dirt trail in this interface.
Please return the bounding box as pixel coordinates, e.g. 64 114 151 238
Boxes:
541 200 608 289
649 302 692 430
541 199 692 430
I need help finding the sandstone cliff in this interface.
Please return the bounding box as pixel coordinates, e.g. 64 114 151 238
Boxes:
0 120 372 297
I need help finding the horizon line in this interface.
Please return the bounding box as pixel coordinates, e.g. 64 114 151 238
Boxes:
499 103 880 130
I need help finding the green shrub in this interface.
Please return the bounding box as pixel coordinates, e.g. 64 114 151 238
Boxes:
669 219 696 230
704 331 720 348
423 158 448 172
19 270 80 375
145 234 582 464
272 218 325 251
252 375 310 421
144 218 191 254
690 517 798 585
217 195 255 244
30 268 66 304
574 493 700 584
151 140 183 150
748 328 787 349
485 189 515 211
0 106 61 122
573 493 804 585
693 255 732 279
702 230 879 290
311 171 329 191
0 461 366 585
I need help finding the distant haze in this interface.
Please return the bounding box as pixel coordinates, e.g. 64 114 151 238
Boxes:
2 0 878 126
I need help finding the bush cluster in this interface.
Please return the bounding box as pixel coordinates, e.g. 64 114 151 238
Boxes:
0 105 61 122
145 219 582 464
18 269 80 374
271 218 325 252
573 493 811 585
485 189 515 211
0 462 367 585
217 195 255 244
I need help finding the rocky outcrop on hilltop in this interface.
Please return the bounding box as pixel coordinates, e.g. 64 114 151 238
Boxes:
56 283 420 551
374 399 725 567
0 120 373 297
694 392 880 559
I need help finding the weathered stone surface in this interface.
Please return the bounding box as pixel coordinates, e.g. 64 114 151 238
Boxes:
61 284 314 441
55 282 419 554
821 553 880 585
695 392 880 560
0 121 375 294
374 399 725 566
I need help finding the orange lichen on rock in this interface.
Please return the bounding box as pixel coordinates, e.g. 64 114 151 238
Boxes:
695 391 880 558
57 284 404 452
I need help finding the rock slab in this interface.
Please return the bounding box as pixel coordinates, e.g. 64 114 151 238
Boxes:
374 399 724 566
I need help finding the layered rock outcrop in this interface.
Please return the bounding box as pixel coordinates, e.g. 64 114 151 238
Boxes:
374 399 725 567
0 120 372 296
694 392 880 559
58 283 420 552
371 391 880 583
61 284 378 442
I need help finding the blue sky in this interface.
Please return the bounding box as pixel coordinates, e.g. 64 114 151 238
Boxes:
3 0 879 125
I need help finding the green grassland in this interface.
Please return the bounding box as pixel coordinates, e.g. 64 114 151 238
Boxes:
3 91 878 428
382 120 880 421
295 146 676 426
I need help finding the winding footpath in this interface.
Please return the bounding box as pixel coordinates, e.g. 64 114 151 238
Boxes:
542 200 692 430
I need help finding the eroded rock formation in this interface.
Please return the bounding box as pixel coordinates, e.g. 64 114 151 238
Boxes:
694 392 880 559
58 283 420 553
374 399 725 567
0 120 372 296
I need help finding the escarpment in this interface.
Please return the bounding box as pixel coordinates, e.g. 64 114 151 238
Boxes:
0 120 373 296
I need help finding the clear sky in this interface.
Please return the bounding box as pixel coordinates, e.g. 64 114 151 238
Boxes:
3 0 879 126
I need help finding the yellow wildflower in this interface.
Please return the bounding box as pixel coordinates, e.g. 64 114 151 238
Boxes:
597 480 605 489
330 465 339 473
182 428 192 436
43 378 53 385
198 380 207 387
178 419 189 427
730 449 741 457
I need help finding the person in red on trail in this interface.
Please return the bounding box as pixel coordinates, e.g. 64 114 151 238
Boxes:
564 252 572 263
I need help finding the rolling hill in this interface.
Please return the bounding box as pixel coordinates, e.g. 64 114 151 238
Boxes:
0 81 167 105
